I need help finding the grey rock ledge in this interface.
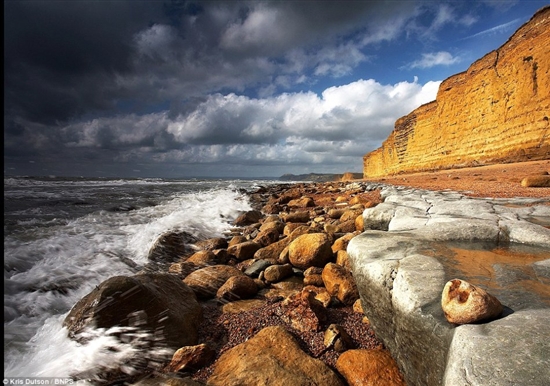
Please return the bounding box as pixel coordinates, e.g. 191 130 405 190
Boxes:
347 185 550 386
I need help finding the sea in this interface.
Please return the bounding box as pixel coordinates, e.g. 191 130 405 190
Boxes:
4 175 284 380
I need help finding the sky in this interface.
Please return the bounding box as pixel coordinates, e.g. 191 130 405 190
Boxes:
4 0 548 178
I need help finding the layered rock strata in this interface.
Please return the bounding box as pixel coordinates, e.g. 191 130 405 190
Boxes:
364 6 550 178
347 184 550 386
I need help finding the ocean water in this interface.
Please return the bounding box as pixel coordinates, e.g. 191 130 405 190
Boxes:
3 176 279 380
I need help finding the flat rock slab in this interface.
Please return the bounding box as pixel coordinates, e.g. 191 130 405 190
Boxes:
348 185 550 386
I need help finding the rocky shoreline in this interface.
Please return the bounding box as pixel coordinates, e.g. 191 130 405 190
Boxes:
63 180 407 385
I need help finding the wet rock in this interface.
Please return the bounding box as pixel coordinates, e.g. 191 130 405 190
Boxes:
233 210 263 226
441 279 503 324
207 325 344 386
194 238 228 251
148 231 198 266
183 265 244 300
63 273 202 350
165 343 216 373
336 348 406 386
186 250 222 267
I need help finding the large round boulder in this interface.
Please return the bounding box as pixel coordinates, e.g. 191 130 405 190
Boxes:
288 233 333 270
63 273 202 350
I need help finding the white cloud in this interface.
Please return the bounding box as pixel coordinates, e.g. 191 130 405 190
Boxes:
406 51 461 69
63 77 440 171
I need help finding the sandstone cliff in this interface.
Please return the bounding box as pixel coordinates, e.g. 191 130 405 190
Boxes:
363 6 550 178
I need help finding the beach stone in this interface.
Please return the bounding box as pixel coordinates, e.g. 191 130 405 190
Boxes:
216 275 258 302
263 263 293 283
253 227 280 247
63 274 202 350
335 250 351 270
227 240 262 260
355 214 364 232
324 324 354 352
322 262 359 306
282 211 311 223
441 279 503 324
336 349 406 386
147 231 198 265
183 265 244 300
288 196 315 208
244 259 273 277
165 343 216 373
186 250 221 267
331 232 356 253
302 285 332 307
233 210 263 226
521 175 550 187
254 237 291 261
194 237 228 251
168 261 199 278
228 235 247 247
335 219 357 233
277 291 327 333
340 208 363 222
328 208 346 219
259 219 284 234
288 233 333 270
207 325 345 386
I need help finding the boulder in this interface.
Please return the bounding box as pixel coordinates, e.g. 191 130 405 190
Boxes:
322 262 359 306
233 210 263 226
336 349 406 386
186 250 222 267
254 237 291 261
63 274 202 350
164 343 216 373
288 196 315 208
193 237 228 251
183 265 244 300
331 233 356 253
216 275 258 302
277 291 327 333
441 279 503 324
263 263 294 283
244 259 273 277
281 211 310 223
288 233 333 270
207 325 345 386
147 231 197 266
253 227 280 247
520 175 550 187
227 241 262 260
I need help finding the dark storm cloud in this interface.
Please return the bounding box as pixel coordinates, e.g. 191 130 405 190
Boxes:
4 0 467 177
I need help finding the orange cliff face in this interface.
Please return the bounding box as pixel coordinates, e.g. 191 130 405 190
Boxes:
363 6 550 178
